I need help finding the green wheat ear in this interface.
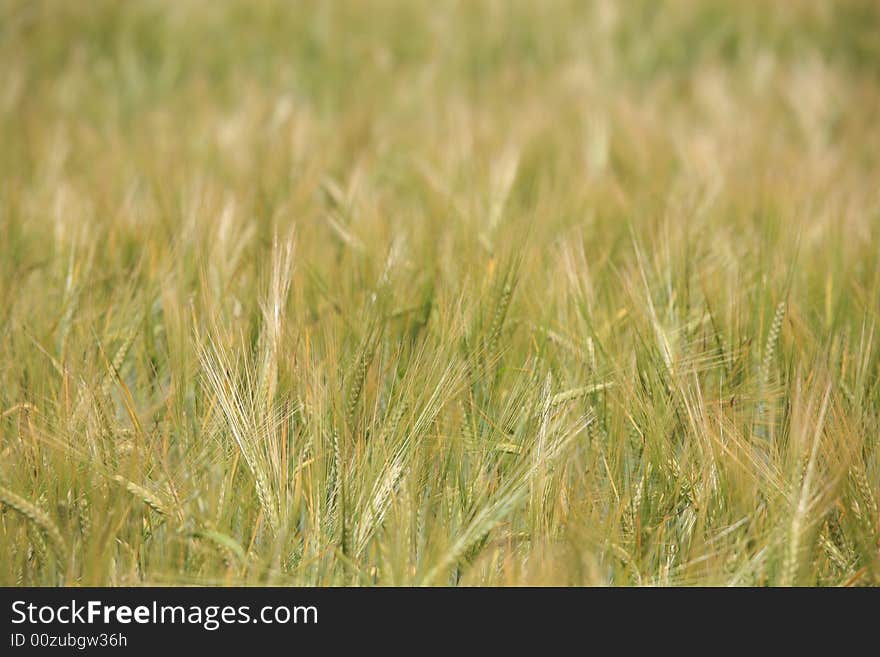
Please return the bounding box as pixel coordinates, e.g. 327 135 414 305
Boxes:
485 265 518 358
762 300 787 384
345 329 379 427
0 485 68 562
848 466 878 533
191 528 247 567
111 475 173 518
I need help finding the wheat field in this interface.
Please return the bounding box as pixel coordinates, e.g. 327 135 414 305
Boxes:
1 0 878 586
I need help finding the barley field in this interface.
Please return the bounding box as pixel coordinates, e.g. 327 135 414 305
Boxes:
1 0 879 586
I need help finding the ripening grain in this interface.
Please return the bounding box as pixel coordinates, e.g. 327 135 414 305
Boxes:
1 0 878 586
